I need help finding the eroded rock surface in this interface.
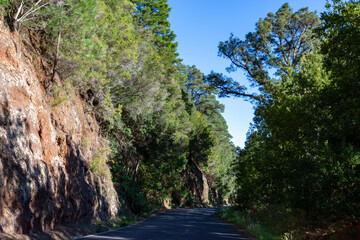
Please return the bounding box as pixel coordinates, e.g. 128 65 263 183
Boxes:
184 160 209 206
0 21 120 234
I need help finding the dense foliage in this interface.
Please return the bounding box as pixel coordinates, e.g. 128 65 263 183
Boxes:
1 0 236 214
213 0 360 237
2 0 359 237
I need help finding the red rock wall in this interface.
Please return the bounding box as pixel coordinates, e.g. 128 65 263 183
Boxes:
0 21 120 234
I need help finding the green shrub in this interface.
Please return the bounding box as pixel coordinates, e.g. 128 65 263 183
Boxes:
91 148 110 177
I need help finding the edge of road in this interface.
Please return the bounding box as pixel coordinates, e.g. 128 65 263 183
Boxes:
72 208 177 240
72 206 248 240
214 214 259 240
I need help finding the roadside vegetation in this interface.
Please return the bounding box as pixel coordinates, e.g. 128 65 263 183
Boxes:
217 208 278 240
214 1 360 239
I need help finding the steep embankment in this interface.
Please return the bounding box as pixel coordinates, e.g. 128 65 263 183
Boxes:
0 21 119 234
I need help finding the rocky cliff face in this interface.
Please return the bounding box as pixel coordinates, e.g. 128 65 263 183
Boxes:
184 160 226 207
185 160 209 206
0 21 120 234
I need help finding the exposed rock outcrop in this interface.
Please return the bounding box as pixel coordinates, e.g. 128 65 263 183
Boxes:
184 160 226 207
184 160 209 206
0 21 120 234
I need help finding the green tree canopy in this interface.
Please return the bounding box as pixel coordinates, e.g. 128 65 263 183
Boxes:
209 3 320 101
130 0 178 59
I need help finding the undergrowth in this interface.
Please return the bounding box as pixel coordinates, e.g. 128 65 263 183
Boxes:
217 207 360 240
216 208 289 240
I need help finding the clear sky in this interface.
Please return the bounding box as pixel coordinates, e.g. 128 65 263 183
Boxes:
168 0 327 148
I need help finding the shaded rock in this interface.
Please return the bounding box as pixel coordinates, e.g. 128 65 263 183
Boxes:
0 21 120 234
184 159 209 206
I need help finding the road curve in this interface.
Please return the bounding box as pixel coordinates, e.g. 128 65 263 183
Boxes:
75 208 251 240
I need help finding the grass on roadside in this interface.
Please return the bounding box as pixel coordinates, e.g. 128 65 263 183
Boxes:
216 208 282 240
111 214 146 228
217 207 360 240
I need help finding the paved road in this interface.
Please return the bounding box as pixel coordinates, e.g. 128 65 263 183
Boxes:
75 208 250 240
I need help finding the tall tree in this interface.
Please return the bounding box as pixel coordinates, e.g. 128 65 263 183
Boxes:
233 1 360 228
208 3 320 101
130 0 178 59
183 65 236 201
320 0 360 145
185 65 224 113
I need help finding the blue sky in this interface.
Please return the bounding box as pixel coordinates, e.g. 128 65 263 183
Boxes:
168 0 327 148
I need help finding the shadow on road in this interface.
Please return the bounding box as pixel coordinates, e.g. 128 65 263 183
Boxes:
75 208 251 240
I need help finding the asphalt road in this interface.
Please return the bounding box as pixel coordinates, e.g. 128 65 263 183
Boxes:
75 208 251 240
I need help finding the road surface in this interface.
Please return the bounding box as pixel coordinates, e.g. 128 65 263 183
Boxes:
75 208 251 240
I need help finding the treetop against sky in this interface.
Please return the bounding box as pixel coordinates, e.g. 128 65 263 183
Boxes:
168 0 326 147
